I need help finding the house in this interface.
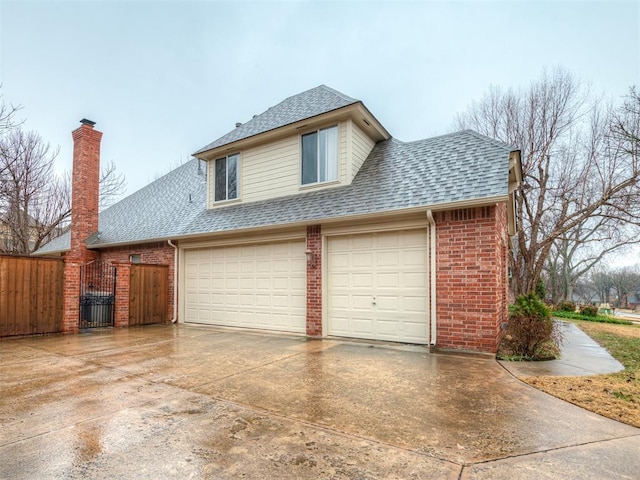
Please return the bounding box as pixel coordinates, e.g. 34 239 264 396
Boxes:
0 210 48 255
628 291 640 311
36 85 522 353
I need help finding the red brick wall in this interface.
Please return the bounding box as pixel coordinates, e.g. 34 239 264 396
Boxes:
113 261 131 328
62 121 176 331
62 261 81 333
306 225 322 336
62 121 102 332
434 205 509 353
99 242 176 323
68 121 101 264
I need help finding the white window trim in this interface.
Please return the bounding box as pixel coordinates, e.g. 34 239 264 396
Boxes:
213 153 241 203
300 124 339 187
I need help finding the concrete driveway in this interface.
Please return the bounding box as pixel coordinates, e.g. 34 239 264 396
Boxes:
1 325 639 479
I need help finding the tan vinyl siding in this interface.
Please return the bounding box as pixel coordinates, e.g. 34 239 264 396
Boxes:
339 121 348 183
242 136 300 203
207 120 352 207
351 121 376 181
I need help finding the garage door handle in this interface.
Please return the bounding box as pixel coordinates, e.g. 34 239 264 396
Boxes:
372 296 376 305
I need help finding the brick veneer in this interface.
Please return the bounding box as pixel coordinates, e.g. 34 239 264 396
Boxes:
113 261 131 328
61 120 176 331
68 122 101 263
62 121 102 333
62 262 81 333
434 205 509 353
58 118 509 349
306 225 322 336
100 242 176 324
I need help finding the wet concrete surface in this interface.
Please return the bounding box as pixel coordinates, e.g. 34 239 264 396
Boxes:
499 321 624 377
1 324 639 479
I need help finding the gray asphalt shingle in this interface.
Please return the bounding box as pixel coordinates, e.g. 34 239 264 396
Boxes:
36 85 518 255
193 85 359 155
36 129 513 255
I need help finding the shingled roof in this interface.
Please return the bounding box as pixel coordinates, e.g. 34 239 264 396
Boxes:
194 85 359 155
37 160 207 254
35 129 515 255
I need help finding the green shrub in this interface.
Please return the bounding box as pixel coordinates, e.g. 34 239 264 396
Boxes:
580 304 598 317
558 301 576 312
499 293 562 360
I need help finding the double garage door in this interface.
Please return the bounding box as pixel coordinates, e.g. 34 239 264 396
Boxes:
184 229 429 344
184 240 307 333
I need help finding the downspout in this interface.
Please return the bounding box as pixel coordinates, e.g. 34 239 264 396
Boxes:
168 239 178 323
426 210 437 348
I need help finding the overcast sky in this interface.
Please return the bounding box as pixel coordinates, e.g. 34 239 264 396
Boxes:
1 0 638 198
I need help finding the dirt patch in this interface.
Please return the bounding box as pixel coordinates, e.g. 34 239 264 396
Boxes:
522 321 640 428
525 374 640 427
579 321 640 339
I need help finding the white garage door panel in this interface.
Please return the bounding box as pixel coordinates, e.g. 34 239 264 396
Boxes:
185 240 306 333
328 229 429 344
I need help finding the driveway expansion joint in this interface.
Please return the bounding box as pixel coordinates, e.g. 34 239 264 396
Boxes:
3 325 639 479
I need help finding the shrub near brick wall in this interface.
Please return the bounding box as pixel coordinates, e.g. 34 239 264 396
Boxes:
435 205 508 353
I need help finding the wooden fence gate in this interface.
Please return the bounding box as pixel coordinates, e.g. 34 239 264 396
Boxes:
129 264 169 325
0 255 64 336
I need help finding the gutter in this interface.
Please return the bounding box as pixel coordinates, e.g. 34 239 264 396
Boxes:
41 195 510 253
426 210 437 348
168 239 178 323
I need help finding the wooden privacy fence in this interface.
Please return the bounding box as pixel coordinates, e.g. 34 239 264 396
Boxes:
129 264 169 326
0 255 64 337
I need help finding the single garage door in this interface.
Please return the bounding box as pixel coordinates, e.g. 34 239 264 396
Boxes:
184 240 306 333
328 229 429 344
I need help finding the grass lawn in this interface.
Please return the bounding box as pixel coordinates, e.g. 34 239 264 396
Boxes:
523 321 640 428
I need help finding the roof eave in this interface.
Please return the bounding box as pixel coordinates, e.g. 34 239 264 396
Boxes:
150 195 511 244
31 248 69 257
33 192 511 252
507 150 522 236
193 102 389 161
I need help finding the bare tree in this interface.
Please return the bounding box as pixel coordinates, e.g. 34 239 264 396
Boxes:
0 128 67 254
0 86 23 186
610 266 640 308
0 85 22 136
0 128 127 255
543 218 638 303
455 68 640 296
99 159 126 210
588 267 615 305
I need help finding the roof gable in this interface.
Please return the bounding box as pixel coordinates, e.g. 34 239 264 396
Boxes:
35 85 520 256
182 130 514 236
35 129 516 256
194 85 359 155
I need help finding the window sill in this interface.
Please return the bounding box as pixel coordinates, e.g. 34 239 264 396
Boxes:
211 198 242 208
299 179 341 191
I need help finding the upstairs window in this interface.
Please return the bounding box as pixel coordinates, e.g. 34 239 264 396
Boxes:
301 125 338 185
214 153 239 202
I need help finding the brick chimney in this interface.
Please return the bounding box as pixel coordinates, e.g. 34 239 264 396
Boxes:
68 118 102 262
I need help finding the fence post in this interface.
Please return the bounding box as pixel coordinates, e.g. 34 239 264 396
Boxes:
113 261 131 328
62 260 81 333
